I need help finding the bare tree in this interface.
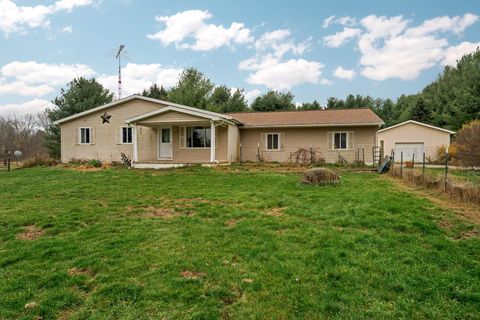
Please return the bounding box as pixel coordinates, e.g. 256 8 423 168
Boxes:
0 114 45 158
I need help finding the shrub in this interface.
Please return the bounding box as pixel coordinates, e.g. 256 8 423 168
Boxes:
20 154 58 168
88 159 102 168
452 120 480 168
301 168 340 185
435 144 457 164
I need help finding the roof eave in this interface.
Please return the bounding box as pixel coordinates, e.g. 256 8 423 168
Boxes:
239 122 384 129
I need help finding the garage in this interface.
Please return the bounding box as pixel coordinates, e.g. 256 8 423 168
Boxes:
377 120 455 162
394 143 424 162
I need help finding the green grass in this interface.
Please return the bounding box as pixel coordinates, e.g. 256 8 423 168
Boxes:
0 167 479 319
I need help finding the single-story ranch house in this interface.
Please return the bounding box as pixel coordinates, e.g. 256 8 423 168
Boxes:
377 120 455 162
54 95 384 168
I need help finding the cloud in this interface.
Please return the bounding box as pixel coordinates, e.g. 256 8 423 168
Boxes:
442 41 480 66
0 61 95 97
147 9 253 51
323 27 361 47
239 29 325 90
244 89 262 102
0 0 94 37
333 67 356 81
245 59 324 91
0 99 54 116
323 13 480 81
322 15 335 28
323 15 357 28
61 25 73 33
98 63 182 97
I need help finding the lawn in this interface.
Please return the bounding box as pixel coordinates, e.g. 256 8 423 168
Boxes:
0 166 479 319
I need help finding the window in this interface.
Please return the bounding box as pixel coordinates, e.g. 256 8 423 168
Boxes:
186 126 211 148
122 127 133 144
266 133 280 150
334 132 347 150
161 128 170 143
80 128 91 144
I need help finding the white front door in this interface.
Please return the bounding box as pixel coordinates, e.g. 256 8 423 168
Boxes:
158 127 172 159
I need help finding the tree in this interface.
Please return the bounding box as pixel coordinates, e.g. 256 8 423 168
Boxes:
208 86 248 113
452 119 480 167
43 77 114 158
251 91 295 112
141 84 168 100
299 100 321 110
168 68 213 109
409 97 432 123
0 114 45 158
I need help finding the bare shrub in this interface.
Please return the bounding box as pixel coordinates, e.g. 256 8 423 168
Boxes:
289 147 325 165
20 154 58 168
301 168 340 185
452 120 480 168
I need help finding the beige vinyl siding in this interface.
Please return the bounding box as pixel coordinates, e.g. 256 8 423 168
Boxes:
377 122 451 160
227 125 240 162
60 99 165 162
138 110 209 124
239 126 378 163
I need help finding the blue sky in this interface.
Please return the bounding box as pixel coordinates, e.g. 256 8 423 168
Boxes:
1 0 479 115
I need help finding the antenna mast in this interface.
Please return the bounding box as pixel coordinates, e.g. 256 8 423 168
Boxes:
115 44 125 99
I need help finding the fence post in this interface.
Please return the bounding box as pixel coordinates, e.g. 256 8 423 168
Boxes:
239 143 243 164
400 151 403 178
422 152 425 178
362 148 365 166
445 148 449 191
412 153 415 169
7 151 11 172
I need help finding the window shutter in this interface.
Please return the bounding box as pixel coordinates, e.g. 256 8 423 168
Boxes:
328 132 333 150
179 126 185 148
76 128 80 144
90 127 95 145
348 131 354 150
279 133 285 150
260 133 266 150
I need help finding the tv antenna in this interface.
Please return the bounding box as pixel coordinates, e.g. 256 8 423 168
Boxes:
115 44 126 99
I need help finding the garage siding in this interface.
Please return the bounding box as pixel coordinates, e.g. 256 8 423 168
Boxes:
377 122 452 161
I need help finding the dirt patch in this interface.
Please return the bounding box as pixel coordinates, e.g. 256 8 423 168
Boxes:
225 218 244 227
142 207 177 219
181 270 206 280
265 207 285 217
384 176 480 225
17 225 44 241
438 219 455 231
67 267 93 277
24 302 38 309
457 229 480 239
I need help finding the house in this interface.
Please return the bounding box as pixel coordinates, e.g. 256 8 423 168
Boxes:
54 95 384 168
377 120 455 162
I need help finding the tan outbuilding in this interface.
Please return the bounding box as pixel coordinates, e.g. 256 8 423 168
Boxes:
377 120 455 162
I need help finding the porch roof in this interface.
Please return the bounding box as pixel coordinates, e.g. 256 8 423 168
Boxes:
125 105 239 125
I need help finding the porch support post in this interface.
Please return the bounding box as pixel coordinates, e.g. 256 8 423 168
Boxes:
133 124 138 163
210 120 216 163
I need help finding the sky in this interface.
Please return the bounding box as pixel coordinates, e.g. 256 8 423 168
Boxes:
0 0 479 116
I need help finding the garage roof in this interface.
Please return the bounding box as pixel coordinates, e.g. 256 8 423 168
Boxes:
378 120 455 134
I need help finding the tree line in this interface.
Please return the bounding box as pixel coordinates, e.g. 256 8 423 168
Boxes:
3 48 477 158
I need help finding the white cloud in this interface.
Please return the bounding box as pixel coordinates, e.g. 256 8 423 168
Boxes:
333 66 356 81
61 25 73 33
323 13 480 81
98 63 182 97
0 61 95 97
245 59 324 91
239 29 325 90
0 0 94 37
323 27 361 48
244 89 262 102
442 41 480 66
322 15 335 28
147 9 253 51
0 99 54 116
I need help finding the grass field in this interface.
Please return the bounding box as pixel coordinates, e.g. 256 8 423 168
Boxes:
1 166 479 319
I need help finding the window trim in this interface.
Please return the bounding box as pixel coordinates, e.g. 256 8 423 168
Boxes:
79 127 91 145
265 132 281 151
120 126 133 144
333 131 348 150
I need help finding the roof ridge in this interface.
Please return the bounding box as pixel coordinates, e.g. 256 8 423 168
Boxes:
226 108 374 115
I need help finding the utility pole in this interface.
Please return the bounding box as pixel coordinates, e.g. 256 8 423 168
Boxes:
115 44 125 99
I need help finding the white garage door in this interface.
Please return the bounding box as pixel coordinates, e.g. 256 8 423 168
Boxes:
394 143 424 162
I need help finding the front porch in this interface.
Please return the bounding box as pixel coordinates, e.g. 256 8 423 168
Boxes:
125 105 240 167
